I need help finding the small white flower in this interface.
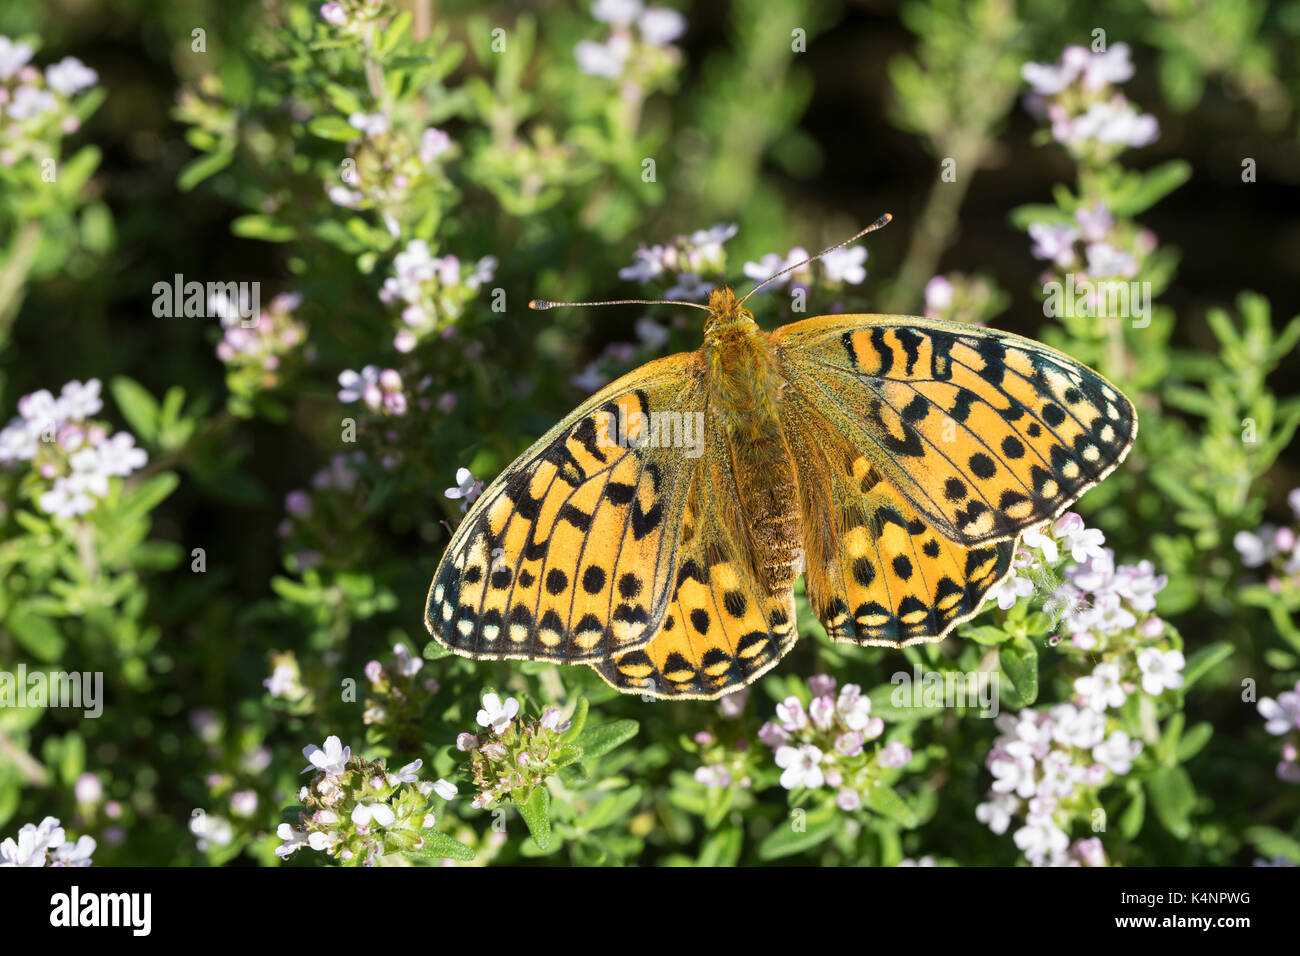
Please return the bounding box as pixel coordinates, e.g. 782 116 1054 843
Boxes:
774 744 824 790
7 85 56 120
348 111 389 137
976 793 1019 835
638 6 685 45
476 692 519 734
96 431 147 476
51 835 96 867
432 779 458 800
1020 524 1059 564
338 365 380 403
987 572 1034 610
1073 662 1127 712
0 36 34 80
275 823 309 858
1013 815 1069 866
575 36 629 78
419 127 452 163
445 467 482 503
835 684 873 731
301 735 351 776
351 801 396 828
386 759 422 786
821 246 868 285
1092 730 1142 775
1136 648 1184 696
592 0 643 25
1258 685 1300 736
45 56 98 96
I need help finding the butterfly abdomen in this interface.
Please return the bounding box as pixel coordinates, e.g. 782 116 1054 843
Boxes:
702 317 802 594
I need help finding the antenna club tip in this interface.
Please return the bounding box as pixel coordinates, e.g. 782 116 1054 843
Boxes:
528 299 550 311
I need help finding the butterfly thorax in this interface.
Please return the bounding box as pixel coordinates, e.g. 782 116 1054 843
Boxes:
701 287 801 593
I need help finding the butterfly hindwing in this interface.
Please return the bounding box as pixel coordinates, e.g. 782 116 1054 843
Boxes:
426 353 703 664
781 388 1014 646
592 422 797 700
774 314 1137 545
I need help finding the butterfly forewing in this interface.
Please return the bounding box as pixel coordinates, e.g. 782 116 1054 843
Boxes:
592 431 797 700
774 314 1137 545
426 353 703 664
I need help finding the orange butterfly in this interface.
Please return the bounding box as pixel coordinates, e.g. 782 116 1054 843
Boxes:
425 217 1137 699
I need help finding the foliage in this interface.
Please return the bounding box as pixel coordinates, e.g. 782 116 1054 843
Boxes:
1 0 1298 867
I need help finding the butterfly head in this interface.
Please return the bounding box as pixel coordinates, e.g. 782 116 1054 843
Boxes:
703 286 756 339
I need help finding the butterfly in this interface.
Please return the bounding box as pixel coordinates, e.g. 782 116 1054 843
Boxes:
425 217 1137 700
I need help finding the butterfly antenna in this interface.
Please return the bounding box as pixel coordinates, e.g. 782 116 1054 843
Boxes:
529 297 711 312
738 213 893 305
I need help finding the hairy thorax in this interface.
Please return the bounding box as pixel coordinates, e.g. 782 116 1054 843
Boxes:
702 288 802 593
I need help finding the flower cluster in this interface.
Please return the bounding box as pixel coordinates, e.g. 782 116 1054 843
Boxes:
742 243 869 296
457 694 573 808
378 240 497 353
1258 680 1300 784
214 291 308 404
574 0 686 82
923 274 1006 326
1027 201 1158 289
0 37 98 166
318 0 389 37
364 642 440 729
0 379 147 519
277 451 372 572
0 816 96 867
977 513 1183 865
758 675 913 811
337 364 411 416
325 117 455 224
1021 43 1158 163
1234 488 1300 593
277 736 456 866
617 222 737 299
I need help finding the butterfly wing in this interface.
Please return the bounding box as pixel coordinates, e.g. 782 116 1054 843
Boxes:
774 314 1137 545
591 423 797 700
780 386 1014 646
426 352 704 664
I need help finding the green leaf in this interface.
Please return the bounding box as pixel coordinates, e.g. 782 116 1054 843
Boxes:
410 828 475 862
1175 722 1213 764
516 786 552 851
999 636 1038 706
1243 826 1300 863
965 625 1013 646
558 697 589 743
422 639 450 660
308 115 361 141
861 781 918 827
7 604 66 660
575 719 639 762
177 147 234 192
110 376 160 443
581 786 642 831
1146 766 1195 838
1119 786 1145 839
758 808 838 861
698 826 743 867
231 215 296 243
1180 641 1232 692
